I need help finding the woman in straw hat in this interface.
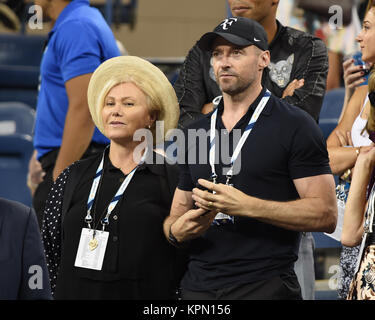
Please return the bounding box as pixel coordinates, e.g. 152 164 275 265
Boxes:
41 56 183 299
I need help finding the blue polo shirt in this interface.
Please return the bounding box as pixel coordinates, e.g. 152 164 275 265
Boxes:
34 0 120 160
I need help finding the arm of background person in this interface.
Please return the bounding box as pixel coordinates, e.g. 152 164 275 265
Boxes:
27 150 45 196
341 147 375 247
326 50 343 91
282 79 304 99
339 58 370 122
52 73 95 181
327 85 369 174
174 45 210 128
282 37 328 121
193 174 337 233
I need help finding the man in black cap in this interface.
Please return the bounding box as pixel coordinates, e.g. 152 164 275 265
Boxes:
164 17 337 300
174 0 329 300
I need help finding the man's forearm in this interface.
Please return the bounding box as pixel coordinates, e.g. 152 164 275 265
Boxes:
163 189 193 241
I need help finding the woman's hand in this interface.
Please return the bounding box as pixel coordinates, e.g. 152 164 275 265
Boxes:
335 129 351 147
343 58 370 92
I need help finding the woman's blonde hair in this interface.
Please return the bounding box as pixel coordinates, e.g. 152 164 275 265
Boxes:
367 0 375 13
87 56 179 145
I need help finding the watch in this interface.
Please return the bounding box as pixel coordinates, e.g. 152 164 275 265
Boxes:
168 225 181 247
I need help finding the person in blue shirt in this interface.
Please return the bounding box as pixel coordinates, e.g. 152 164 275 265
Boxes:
28 0 120 227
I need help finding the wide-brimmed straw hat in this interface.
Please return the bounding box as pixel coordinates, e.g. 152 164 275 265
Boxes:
87 55 179 145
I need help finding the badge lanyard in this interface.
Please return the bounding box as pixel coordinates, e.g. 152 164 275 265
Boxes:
209 89 271 185
84 147 148 232
208 89 271 224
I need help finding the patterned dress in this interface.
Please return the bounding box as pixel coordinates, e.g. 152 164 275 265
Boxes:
338 245 360 299
347 183 375 300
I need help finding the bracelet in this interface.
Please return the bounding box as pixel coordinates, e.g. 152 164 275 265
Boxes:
168 224 190 248
341 168 352 182
355 147 360 157
168 224 182 247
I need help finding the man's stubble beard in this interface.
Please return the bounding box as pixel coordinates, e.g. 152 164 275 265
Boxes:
218 76 254 97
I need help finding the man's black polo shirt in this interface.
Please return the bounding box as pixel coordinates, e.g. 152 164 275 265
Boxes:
177 87 331 291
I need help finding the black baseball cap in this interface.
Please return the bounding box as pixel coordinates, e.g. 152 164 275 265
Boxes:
197 17 268 52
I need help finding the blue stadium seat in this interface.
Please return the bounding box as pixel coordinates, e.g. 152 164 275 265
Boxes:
0 102 35 135
0 134 33 206
0 101 35 206
315 289 339 300
318 88 345 139
0 34 46 108
0 89 39 108
314 88 346 248
312 232 341 248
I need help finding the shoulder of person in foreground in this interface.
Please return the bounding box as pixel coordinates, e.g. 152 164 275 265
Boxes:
0 198 52 300
0 197 30 223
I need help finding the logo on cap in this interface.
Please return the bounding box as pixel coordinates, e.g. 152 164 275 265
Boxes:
220 18 238 30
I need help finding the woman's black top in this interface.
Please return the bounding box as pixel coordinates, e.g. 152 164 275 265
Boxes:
42 151 183 299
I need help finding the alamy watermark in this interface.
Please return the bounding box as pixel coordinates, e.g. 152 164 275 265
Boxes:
133 121 243 176
328 264 341 291
28 5 43 30
28 265 43 290
328 5 347 30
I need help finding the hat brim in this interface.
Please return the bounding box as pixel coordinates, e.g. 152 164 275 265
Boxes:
197 32 252 51
87 56 179 146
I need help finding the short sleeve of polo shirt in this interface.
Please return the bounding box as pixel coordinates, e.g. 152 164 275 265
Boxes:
54 20 102 83
177 128 196 192
288 112 331 179
177 162 194 192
